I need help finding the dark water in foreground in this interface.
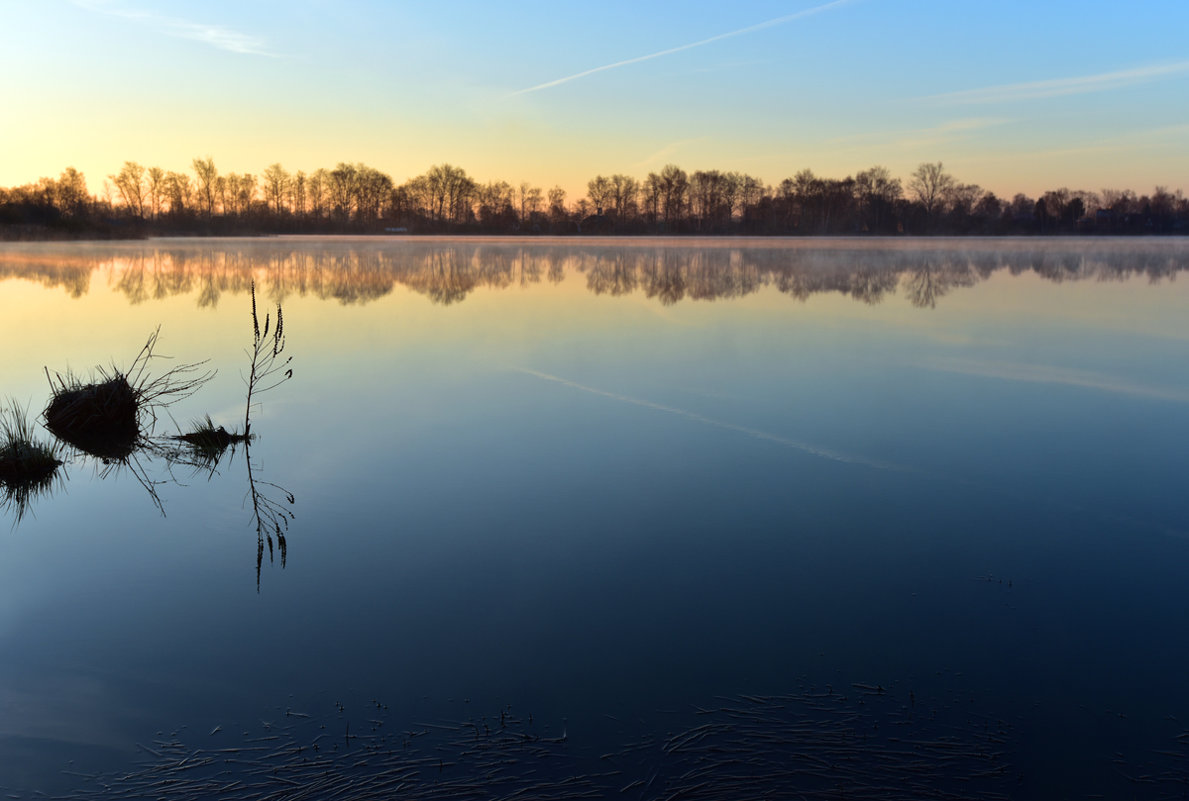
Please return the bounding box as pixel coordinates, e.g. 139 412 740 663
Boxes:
2 237 1189 799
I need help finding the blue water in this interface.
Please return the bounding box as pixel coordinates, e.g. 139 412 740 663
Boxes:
1 237 1188 799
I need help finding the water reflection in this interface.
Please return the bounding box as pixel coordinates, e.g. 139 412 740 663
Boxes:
3 238 1189 799
1 289 297 587
0 401 65 523
1 238 1185 308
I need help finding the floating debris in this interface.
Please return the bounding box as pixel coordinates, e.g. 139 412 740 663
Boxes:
618 688 1015 801
52 685 1025 801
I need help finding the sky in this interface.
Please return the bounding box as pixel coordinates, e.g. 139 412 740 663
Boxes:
2 0 1187 202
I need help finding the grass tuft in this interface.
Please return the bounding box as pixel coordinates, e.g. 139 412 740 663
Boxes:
43 327 214 460
173 415 249 465
0 400 64 521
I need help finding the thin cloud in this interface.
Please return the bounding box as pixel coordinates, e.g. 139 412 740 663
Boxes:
893 117 1010 148
829 117 1008 150
512 0 854 96
70 0 277 57
916 357 1189 404
632 137 708 170
959 122 1189 165
925 60 1189 104
515 367 907 471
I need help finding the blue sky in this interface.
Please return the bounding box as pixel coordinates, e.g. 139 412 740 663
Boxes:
2 0 1186 200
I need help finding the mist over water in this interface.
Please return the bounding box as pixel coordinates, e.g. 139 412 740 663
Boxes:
2 237 1189 799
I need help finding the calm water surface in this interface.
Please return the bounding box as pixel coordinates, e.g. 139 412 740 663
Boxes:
2 237 1189 799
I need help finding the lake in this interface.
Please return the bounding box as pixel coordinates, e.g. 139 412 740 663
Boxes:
2 236 1189 800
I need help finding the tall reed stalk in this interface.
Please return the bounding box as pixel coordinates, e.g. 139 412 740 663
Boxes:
244 281 292 435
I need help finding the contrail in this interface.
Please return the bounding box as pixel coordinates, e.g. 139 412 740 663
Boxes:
915 357 1189 404
923 60 1189 104
511 0 854 95
515 367 907 472
69 0 277 57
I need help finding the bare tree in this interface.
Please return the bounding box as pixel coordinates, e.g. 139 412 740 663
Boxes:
307 169 329 220
225 173 256 217
641 174 662 224
656 164 688 226
329 162 357 219
290 170 307 217
518 182 543 225
690 170 739 228
354 164 393 222
164 171 193 216
586 175 613 215
547 185 567 224
854 165 901 232
477 180 514 226
110 161 147 218
56 167 89 217
908 162 956 218
607 174 638 226
423 164 475 224
192 156 218 218
146 167 166 220
215 175 228 216
262 163 291 216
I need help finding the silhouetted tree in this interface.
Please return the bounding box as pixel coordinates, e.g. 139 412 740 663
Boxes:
262 163 290 216
547 186 568 228
111 161 147 219
517 182 543 227
146 167 165 220
655 164 688 228
909 162 956 227
290 170 307 218
56 167 89 218
192 157 218 219
586 175 613 216
308 169 329 221
477 180 516 228
855 166 901 234
4 156 1187 239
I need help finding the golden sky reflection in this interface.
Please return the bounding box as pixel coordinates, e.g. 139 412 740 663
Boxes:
3 237 1189 425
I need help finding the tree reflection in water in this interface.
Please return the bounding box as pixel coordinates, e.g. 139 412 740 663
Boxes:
2 239 1186 310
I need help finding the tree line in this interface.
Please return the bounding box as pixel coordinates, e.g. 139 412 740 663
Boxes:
2 158 1186 239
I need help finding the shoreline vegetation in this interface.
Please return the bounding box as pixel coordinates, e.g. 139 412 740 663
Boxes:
2 159 1186 241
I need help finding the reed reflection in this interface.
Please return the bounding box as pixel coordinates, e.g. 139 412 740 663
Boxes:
0 401 65 523
0 288 296 589
3 240 1187 310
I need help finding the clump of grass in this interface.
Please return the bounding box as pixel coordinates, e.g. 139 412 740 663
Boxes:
170 415 250 473
0 400 64 521
43 373 139 459
175 415 249 454
43 327 214 460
